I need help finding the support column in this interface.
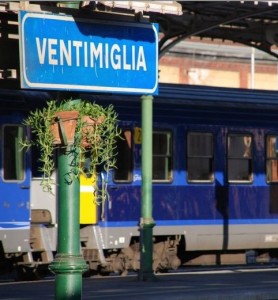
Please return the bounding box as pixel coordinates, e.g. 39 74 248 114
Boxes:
49 146 87 299
138 95 156 281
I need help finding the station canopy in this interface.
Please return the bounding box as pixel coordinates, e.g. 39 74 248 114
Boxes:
1 1 278 59
152 1 278 59
89 1 278 59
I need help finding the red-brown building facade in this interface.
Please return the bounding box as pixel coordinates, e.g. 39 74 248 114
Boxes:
159 40 278 90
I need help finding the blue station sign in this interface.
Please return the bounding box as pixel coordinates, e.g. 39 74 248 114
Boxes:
19 11 158 94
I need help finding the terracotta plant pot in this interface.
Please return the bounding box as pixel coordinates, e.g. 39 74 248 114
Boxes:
81 115 104 148
51 111 79 145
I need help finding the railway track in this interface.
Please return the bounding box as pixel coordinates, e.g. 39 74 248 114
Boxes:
1 263 278 284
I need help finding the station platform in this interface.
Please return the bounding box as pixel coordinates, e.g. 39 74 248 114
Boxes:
1 268 278 299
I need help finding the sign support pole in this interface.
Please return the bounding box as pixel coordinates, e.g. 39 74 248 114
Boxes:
138 95 156 281
49 103 87 299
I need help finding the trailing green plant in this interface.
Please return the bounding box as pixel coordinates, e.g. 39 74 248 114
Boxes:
21 99 121 203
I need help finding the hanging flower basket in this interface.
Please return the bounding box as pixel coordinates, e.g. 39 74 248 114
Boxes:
81 115 105 148
21 99 121 196
51 111 79 145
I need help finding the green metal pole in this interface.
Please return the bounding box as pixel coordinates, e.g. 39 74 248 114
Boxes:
138 95 156 281
49 146 87 299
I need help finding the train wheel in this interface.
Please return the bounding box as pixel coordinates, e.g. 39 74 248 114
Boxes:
14 265 49 281
98 269 111 276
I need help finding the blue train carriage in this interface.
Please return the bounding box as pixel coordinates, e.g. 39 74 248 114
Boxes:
0 90 57 279
1 84 278 279
80 83 278 275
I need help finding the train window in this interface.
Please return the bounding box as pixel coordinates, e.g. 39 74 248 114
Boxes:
266 135 278 183
153 131 172 182
227 134 253 183
3 125 25 181
113 130 133 182
187 132 214 182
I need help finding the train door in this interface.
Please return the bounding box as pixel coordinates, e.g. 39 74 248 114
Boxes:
104 127 138 223
80 172 97 224
0 123 31 253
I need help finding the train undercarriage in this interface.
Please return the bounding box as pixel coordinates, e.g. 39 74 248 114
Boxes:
82 236 181 276
2 222 278 280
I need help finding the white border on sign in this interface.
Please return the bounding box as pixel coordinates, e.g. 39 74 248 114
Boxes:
19 11 159 94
